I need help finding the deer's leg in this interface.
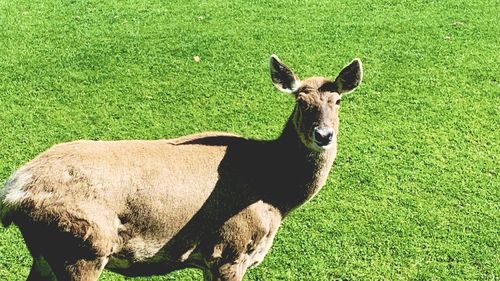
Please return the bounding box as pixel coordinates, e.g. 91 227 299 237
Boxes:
26 256 57 281
20 225 57 281
203 268 215 281
210 262 246 281
45 256 108 281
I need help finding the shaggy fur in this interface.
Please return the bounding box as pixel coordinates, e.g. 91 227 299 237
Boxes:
0 55 362 281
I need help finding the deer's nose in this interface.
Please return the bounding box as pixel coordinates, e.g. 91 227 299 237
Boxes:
313 127 334 147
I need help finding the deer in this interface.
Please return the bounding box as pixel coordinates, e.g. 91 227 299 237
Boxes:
0 55 363 281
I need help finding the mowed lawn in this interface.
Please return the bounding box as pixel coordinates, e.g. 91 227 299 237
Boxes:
0 0 498 280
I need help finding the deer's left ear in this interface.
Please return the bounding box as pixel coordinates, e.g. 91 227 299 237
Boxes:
270 55 301 93
332 58 363 94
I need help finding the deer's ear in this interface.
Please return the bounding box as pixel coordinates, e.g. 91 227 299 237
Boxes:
270 55 301 93
332 58 363 94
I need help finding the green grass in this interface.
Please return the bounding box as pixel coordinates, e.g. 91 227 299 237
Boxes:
0 0 498 280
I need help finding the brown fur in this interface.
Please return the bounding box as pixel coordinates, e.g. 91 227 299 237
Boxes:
0 55 362 281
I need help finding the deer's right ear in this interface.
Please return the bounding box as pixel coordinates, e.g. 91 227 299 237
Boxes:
270 55 300 93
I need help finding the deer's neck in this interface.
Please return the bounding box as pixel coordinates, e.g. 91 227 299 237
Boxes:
269 116 337 215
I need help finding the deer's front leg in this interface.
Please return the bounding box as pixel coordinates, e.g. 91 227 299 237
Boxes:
205 201 282 281
210 262 246 281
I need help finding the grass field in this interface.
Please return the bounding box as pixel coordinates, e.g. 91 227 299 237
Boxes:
0 0 498 280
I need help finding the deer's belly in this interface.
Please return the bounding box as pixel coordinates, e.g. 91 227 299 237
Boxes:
107 201 282 277
106 239 202 274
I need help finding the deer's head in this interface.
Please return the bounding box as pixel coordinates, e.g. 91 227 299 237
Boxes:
270 55 363 151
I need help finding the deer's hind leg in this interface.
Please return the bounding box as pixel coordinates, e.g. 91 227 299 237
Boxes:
26 256 57 281
20 223 57 281
18 207 117 281
22 228 108 281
